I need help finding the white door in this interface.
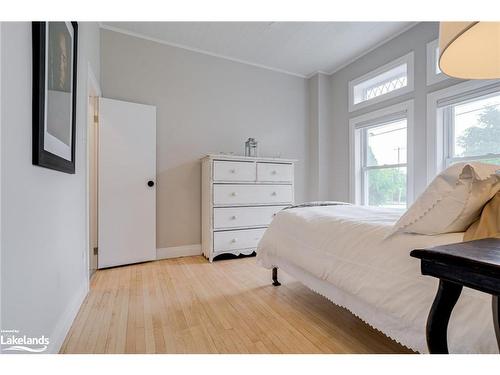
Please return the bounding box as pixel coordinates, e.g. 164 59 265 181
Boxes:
98 98 156 268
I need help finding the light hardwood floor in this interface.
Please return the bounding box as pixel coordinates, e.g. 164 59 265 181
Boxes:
60 256 413 354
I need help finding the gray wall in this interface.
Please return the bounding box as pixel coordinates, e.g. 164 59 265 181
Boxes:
100 30 309 250
1 22 101 352
100 23 461 250
308 73 333 201
328 22 463 201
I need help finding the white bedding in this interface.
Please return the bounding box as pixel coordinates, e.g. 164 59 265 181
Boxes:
256 205 499 353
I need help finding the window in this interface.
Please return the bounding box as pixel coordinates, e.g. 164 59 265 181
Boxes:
361 119 408 208
349 52 414 112
350 101 414 207
442 91 500 166
426 39 449 85
427 80 500 181
356 65 407 102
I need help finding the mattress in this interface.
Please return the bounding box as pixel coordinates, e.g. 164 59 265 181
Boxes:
256 204 499 353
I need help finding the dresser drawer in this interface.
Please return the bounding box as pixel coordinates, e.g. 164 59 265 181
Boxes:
213 184 293 205
213 228 267 252
257 162 293 182
213 205 285 229
213 160 255 182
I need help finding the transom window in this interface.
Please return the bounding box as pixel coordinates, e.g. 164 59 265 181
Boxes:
350 100 414 208
434 46 441 75
349 52 414 112
441 91 500 166
359 66 408 102
426 39 449 85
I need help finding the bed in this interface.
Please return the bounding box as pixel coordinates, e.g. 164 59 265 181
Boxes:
256 203 499 354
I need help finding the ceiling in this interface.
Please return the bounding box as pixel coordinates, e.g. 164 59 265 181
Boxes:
101 22 415 77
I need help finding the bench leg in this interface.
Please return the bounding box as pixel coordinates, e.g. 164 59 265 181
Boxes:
272 267 281 286
493 295 500 351
426 279 463 354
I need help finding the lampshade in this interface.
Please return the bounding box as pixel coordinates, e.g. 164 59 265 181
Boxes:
439 22 500 79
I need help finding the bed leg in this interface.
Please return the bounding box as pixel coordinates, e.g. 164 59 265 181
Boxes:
272 267 281 286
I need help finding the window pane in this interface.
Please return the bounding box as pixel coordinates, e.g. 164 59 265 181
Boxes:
353 62 408 104
366 119 407 166
479 158 500 166
452 93 500 157
450 157 500 167
366 167 407 208
364 75 407 100
435 46 441 74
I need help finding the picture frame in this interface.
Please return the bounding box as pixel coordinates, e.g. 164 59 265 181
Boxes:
32 21 78 174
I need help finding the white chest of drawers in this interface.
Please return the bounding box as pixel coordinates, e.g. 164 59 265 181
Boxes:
201 154 296 262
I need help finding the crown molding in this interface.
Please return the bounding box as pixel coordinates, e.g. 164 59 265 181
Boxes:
99 24 308 79
305 70 331 79
100 22 420 80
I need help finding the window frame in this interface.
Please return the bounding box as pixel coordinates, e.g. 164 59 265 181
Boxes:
426 39 449 86
348 52 414 112
426 79 500 183
349 100 415 206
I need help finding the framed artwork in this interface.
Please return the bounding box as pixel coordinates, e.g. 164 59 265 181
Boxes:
32 21 78 174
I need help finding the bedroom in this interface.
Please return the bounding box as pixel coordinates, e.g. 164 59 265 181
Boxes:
1 0 500 372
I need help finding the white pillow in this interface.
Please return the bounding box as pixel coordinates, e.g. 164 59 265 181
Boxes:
391 162 500 235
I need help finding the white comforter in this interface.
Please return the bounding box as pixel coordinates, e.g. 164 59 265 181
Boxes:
257 205 498 353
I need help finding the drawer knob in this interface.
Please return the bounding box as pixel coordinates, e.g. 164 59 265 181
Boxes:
272 170 277 175
271 191 277 196
231 215 237 220
230 169 236 173
231 238 238 243
231 192 237 196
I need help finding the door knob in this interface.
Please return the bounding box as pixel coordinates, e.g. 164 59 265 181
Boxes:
147 180 155 187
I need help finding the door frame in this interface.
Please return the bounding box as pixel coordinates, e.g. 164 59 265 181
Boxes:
86 63 101 286
0 22 3 332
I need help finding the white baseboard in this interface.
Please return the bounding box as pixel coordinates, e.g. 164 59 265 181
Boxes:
47 281 88 354
157 244 202 260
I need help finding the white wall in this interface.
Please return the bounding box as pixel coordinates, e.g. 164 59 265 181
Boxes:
327 22 463 201
0 22 100 353
100 29 310 250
